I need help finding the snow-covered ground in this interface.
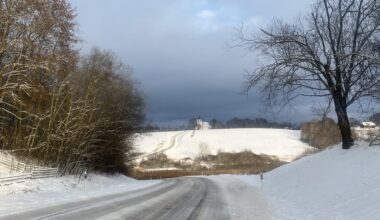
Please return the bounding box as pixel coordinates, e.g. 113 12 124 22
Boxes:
0 173 160 216
0 152 23 177
215 142 380 220
134 128 313 162
0 163 24 177
207 175 275 219
2 129 378 219
0 166 11 177
1 141 378 219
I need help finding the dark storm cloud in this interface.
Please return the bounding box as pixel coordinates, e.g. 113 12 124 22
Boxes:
70 0 319 126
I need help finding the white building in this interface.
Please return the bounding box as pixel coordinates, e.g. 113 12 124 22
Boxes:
360 121 376 128
196 118 211 130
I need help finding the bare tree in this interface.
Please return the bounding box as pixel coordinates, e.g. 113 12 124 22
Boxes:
0 1 145 174
65 48 145 174
238 0 380 149
0 0 76 150
310 97 333 120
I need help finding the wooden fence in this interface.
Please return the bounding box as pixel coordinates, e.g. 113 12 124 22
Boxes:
0 174 32 186
0 154 58 186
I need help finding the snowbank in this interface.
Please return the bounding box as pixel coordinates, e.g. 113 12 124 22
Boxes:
236 142 380 220
0 166 11 177
0 173 160 216
207 175 275 220
135 128 313 162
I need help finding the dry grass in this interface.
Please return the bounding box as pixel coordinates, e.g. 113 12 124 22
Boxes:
130 165 285 180
134 150 286 179
301 118 342 149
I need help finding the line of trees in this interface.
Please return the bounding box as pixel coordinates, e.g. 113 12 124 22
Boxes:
0 0 145 174
186 117 292 130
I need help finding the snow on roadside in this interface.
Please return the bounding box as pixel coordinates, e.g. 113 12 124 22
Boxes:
233 142 380 220
0 173 160 216
0 152 24 177
0 166 12 177
207 175 275 220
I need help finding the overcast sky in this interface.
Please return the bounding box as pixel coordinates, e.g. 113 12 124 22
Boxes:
69 0 360 126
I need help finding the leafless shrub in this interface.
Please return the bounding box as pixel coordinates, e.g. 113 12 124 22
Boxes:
369 133 380 146
301 118 342 149
139 153 177 169
198 142 210 159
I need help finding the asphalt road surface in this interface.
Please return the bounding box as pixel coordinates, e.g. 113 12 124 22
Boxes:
0 177 230 220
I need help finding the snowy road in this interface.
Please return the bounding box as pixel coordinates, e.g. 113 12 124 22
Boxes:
0 177 232 220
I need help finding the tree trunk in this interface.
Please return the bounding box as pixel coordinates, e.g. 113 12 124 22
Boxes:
333 97 354 149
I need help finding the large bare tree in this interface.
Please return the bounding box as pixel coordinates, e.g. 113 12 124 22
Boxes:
238 0 380 149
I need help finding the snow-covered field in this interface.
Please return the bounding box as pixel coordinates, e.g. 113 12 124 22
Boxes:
220 142 380 220
1 129 378 219
134 128 313 162
0 173 160 216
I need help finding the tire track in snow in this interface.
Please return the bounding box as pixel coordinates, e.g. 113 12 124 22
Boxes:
129 131 188 161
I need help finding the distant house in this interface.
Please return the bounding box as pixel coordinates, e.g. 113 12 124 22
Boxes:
179 157 194 166
360 121 376 128
196 117 211 130
201 122 211 130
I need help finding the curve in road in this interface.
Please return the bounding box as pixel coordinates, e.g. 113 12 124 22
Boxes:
0 177 229 220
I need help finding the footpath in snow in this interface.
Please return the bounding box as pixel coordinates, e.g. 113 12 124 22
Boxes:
215 142 380 220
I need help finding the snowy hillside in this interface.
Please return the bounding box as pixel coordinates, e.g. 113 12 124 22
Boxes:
235 142 380 220
134 128 313 162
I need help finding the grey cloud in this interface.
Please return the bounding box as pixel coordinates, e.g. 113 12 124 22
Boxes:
70 0 354 127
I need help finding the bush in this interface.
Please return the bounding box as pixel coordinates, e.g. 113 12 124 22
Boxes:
301 118 341 149
140 153 177 168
